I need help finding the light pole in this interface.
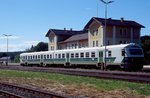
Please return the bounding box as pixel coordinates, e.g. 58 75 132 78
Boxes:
3 34 12 65
100 0 114 70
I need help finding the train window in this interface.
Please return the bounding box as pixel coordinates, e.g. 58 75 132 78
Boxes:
55 54 57 58
75 53 79 58
44 55 46 59
129 49 143 55
35 55 37 59
47 55 49 59
34 55 36 59
108 51 111 57
71 53 74 58
58 54 61 58
80 53 84 58
122 49 125 56
86 52 89 58
50 54 52 59
91 52 95 57
41 55 43 59
62 54 64 58
38 55 40 59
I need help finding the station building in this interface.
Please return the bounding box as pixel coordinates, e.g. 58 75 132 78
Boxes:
45 17 144 51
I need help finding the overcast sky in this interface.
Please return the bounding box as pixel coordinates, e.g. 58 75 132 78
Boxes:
0 0 149 52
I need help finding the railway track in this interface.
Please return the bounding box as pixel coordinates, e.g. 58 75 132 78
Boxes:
0 82 68 98
0 65 150 83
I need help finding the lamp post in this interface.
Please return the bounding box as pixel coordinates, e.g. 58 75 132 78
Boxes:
3 34 12 65
100 0 114 70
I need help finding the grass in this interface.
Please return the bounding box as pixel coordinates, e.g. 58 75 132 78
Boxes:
0 70 150 95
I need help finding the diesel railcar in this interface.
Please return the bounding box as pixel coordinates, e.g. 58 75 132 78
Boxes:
20 43 144 70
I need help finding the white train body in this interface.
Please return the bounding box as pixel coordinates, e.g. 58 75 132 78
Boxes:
20 43 144 70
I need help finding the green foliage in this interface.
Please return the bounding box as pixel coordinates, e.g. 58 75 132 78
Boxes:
0 70 150 95
141 36 150 64
13 55 20 63
26 42 48 52
0 52 23 60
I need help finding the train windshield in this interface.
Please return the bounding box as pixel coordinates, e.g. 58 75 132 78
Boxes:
129 49 143 55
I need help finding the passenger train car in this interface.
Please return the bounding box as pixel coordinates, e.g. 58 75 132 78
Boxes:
20 43 144 70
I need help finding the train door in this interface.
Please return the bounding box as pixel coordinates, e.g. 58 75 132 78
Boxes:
65 53 70 66
97 51 104 70
98 51 103 63
66 53 70 63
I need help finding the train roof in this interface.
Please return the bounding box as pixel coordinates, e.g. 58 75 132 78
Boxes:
20 43 141 56
105 43 141 48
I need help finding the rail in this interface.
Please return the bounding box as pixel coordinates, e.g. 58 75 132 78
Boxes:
0 82 68 98
0 65 150 83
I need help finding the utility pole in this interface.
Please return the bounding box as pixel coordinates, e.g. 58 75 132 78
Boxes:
100 0 114 70
3 34 12 65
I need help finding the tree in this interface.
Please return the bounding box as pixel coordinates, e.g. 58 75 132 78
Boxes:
141 35 150 64
27 42 48 52
13 55 20 63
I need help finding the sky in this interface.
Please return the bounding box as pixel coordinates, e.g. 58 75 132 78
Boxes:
0 0 149 52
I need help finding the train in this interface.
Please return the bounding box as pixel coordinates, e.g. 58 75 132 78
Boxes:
20 43 144 70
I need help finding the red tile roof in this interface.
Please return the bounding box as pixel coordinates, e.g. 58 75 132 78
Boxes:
84 17 145 29
59 33 88 43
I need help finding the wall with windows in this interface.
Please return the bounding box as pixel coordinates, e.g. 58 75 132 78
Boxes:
58 39 88 50
115 26 141 44
48 32 57 51
88 22 103 47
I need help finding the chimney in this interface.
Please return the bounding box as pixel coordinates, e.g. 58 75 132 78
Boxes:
64 28 66 31
70 28 72 31
108 18 112 20
120 17 124 22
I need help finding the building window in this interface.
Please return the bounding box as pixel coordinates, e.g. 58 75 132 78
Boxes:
92 30 95 36
96 40 98 47
120 29 122 36
120 41 122 44
124 29 127 36
51 46 54 50
75 44 77 48
79 43 81 48
124 41 127 44
93 41 95 47
107 40 110 45
96 29 98 36
72 44 74 49
50 37 54 43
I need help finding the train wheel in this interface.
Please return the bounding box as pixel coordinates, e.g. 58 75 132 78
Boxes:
64 62 70 68
101 63 104 70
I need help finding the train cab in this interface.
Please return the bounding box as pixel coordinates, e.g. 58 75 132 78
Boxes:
121 43 144 70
